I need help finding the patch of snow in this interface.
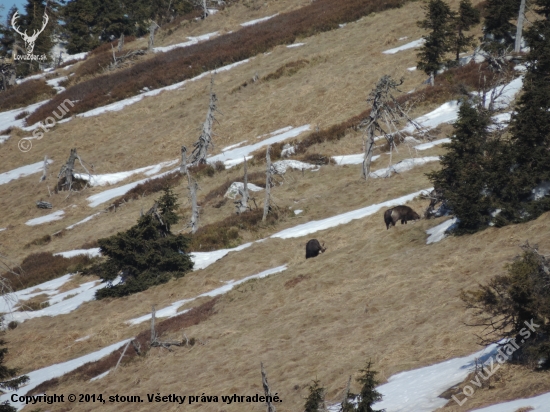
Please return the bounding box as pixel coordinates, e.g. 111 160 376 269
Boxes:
0 274 73 315
332 154 380 165
407 66 417 71
90 370 110 382
208 125 310 168
339 23 347 28
0 338 131 410
240 14 279 27
287 43 305 48
398 36 408 41
66 212 102 230
0 99 51 135
383 38 425 54
2 276 121 326
272 188 432 239
0 228 5 232
224 182 264 199
403 101 460 133
63 51 88 61
75 160 177 186
54 248 101 259
403 136 421 145
471 391 550 411
0 135 9 144
153 31 219 53
426 217 458 244
281 144 295 157
531 181 550 201
46 76 68 93
75 335 91 342
25 210 65 226
414 138 451 151
272 160 316 174
514 64 527 72
222 141 247 151
127 265 287 325
294 209 303 215
370 157 440 178
86 169 177 207
191 242 254 271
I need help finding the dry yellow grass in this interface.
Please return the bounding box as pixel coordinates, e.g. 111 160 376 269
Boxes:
2 0 548 411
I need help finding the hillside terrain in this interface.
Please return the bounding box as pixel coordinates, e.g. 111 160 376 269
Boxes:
1 0 550 411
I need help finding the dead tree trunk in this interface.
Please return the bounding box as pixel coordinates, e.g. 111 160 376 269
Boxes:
187 171 200 233
58 148 78 191
180 146 188 174
150 305 157 344
514 0 526 53
39 155 48 182
118 33 125 52
340 375 352 410
148 21 159 51
190 80 218 165
360 75 424 181
235 156 250 214
263 146 272 222
260 362 277 412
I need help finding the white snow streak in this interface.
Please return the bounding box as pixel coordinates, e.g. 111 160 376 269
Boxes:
383 38 425 54
54 248 102 258
25 210 65 226
127 265 287 325
370 157 440 178
0 339 131 410
240 14 278 27
426 218 457 244
153 31 219 53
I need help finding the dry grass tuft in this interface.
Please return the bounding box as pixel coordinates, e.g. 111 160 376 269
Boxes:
2 252 96 291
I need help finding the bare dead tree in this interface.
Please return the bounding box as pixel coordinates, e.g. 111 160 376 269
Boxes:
149 305 187 350
234 157 250 214
118 33 125 52
360 75 424 181
339 375 353 412
180 146 188 174
107 48 146 71
262 146 272 222
187 171 200 233
190 78 219 165
57 148 92 192
148 21 160 51
515 0 527 53
39 155 48 183
260 362 277 412
114 339 132 371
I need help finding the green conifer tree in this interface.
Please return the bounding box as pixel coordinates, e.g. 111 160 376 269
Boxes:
95 188 193 299
304 379 325 412
0 6 18 59
417 0 455 79
427 102 494 233
496 0 550 222
62 0 101 54
355 360 385 412
453 0 480 60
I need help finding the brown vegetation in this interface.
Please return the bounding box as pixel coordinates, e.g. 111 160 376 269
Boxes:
2 252 96 291
27 0 409 124
188 208 288 251
0 79 56 112
112 172 184 208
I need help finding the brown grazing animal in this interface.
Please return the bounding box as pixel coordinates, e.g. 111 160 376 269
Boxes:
384 205 421 229
305 239 326 259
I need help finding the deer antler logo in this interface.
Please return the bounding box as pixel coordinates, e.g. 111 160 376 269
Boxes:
11 11 49 55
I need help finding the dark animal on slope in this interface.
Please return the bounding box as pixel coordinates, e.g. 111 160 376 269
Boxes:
384 205 421 229
305 239 326 259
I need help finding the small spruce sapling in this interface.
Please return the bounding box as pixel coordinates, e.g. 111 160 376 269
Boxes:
304 379 326 412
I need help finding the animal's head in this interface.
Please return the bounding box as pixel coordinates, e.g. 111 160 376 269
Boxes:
11 11 49 55
412 211 421 220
